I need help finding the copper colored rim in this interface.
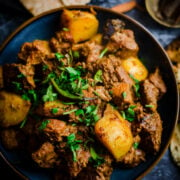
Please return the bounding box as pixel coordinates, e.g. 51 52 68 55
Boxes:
0 5 179 180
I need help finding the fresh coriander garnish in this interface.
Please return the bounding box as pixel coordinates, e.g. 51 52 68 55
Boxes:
130 74 140 97
62 27 69 31
75 105 99 126
99 48 108 58
133 142 139 149
63 109 77 115
55 52 64 60
89 147 105 167
19 117 27 128
42 84 57 102
121 105 136 122
38 119 50 130
12 81 22 91
122 91 127 99
94 69 103 84
73 51 80 58
145 104 154 108
66 133 82 162
51 108 59 114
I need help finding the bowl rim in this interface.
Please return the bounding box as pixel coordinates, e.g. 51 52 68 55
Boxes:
0 4 179 180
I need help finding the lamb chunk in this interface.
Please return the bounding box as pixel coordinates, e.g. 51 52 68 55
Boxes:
149 68 167 97
0 128 25 150
106 30 139 59
72 41 102 63
65 146 91 177
96 55 122 88
49 31 73 53
95 86 112 102
18 40 51 64
43 119 77 142
140 112 163 153
140 79 159 111
77 154 113 180
32 142 60 168
112 82 134 109
3 63 35 91
120 147 145 167
17 63 36 88
115 66 134 86
103 19 125 44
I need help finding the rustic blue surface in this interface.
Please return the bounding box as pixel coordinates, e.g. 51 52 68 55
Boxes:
0 0 180 179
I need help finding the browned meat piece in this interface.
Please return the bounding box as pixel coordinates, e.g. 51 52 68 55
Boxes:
120 147 145 167
95 55 134 89
72 41 102 63
95 86 112 102
106 30 139 59
140 112 163 153
77 154 113 180
3 64 34 91
103 19 125 44
65 146 91 177
18 40 52 64
18 63 36 88
149 68 167 97
32 142 60 168
140 79 159 111
43 119 77 142
35 101 68 117
0 128 25 150
96 55 121 88
115 66 134 86
112 82 134 109
49 31 73 53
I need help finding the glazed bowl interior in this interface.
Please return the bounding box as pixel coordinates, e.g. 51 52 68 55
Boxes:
0 5 179 180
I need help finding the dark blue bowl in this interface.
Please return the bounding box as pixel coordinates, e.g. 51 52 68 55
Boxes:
0 5 179 180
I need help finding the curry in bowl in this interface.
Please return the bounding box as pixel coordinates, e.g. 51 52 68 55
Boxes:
0 9 167 179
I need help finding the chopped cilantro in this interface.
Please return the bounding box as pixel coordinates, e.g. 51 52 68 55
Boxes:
51 108 59 114
99 48 108 58
38 119 50 130
66 133 82 162
89 147 105 167
55 52 64 60
19 117 27 128
73 51 80 58
94 70 103 84
133 142 139 149
42 84 57 102
63 109 77 115
122 91 127 99
62 27 69 31
145 104 154 108
76 105 99 126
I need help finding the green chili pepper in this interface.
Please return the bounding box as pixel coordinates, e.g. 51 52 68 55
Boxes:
50 78 83 100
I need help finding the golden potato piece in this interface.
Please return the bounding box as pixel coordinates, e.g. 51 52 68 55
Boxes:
122 57 148 81
0 91 31 127
95 104 133 161
90 33 102 45
61 9 99 43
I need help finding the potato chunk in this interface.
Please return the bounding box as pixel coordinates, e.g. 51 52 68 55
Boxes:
61 9 99 43
95 104 133 161
122 57 148 81
0 91 31 127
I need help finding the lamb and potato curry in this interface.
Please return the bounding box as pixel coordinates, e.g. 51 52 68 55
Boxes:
0 9 167 179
